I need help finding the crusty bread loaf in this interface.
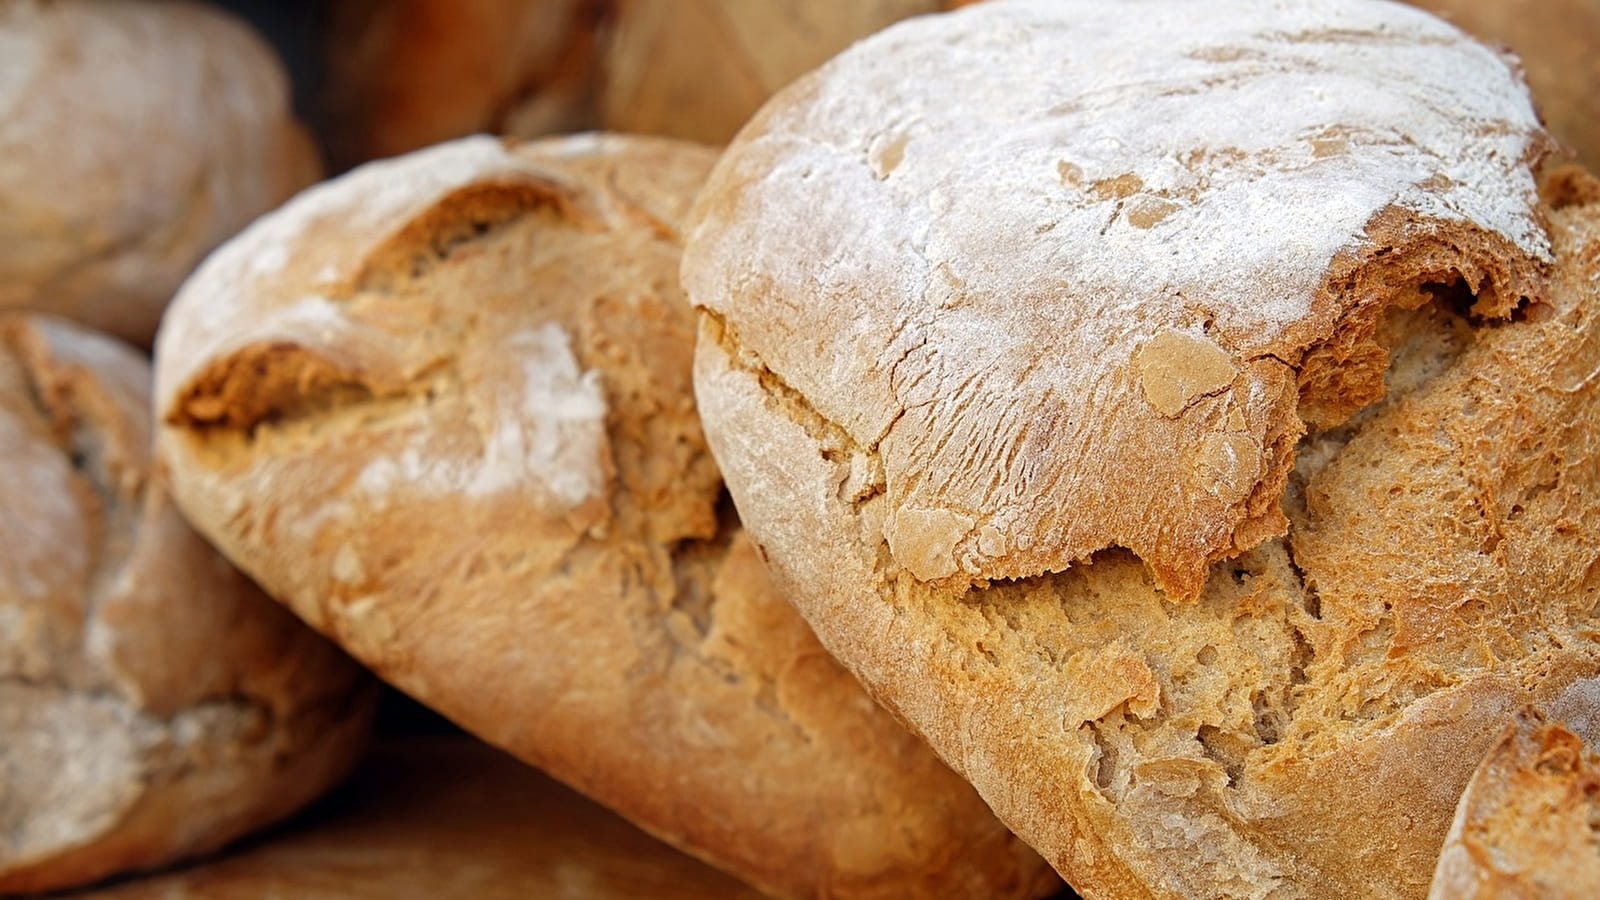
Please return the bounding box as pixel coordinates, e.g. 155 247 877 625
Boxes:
0 314 372 895
79 738 766 900
152 134 1059 900
0 0 320 345
320 0 600 170
1408 0 1600 170
683 1 1600 897
1428 707 1600 900
596 0 945 145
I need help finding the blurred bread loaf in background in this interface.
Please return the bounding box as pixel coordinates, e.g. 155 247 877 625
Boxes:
0 0 320 345
319 0 603 171
318 0 958 167
0 314 373 895
595 0 947 144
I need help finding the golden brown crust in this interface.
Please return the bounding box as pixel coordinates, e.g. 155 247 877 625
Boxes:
320 0 602 170
0 314 372 895
596 0 944 145
694 178 1600 900
1429 707 1600 900
78 738 768 900
0 0 320 345
154 134 1058 900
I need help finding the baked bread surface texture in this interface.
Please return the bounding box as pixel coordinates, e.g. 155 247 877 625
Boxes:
0 0 320 345
1428 706 1600 900
0 315 372 895
153 134 1058 900
684 1 1600 897
683 0 1554 602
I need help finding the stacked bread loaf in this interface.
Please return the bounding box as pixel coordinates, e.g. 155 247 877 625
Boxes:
0 0 320 344
6 0 1600 897
681 0 1600 897
0 1 372 894
151 132 1059 900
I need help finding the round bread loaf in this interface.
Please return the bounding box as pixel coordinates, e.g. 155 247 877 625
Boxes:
0 314 372 895
320 0 599 170
1428 706 1600 899
597 0 946 145
0 0 320 345
152 134 1059 900
1408 0 1600 171
683 1 1600 897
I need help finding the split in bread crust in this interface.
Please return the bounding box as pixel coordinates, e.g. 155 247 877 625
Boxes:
0 315 372 895
153 134 1059 900
683 0 1555 602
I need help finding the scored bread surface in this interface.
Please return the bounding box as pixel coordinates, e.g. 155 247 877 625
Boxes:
154 134 1058 900
684 1 1600 897
0 315 371 895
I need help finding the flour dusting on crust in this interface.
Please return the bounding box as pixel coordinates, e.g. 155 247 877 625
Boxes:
683 0 1555 598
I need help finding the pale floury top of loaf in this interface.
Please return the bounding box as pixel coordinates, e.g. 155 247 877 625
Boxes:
155 136 619 520
682 0 1554 600
0 0 319 344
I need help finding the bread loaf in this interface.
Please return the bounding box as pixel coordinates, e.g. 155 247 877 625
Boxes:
597 0 946 145
1428 706 1600 899
0 314 372 895
683 1 1600 896
152 134 1058 900
320 0 600 169
0 0 319 345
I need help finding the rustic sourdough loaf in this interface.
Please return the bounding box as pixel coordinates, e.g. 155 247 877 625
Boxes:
0 314 372 895
1428 706 1600 899
0 0 319 345
152 134 1058 900
684 1 1600 896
